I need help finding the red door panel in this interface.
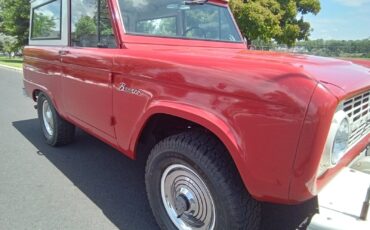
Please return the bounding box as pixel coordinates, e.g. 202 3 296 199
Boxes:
61 48 115 137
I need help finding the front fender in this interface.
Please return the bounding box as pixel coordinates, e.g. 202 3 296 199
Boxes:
126 100 272 197
129 100 243 167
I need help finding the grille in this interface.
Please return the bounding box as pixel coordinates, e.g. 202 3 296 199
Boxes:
343 91 370 147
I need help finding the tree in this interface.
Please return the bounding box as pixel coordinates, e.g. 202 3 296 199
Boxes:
74 16 97 39
229 0 321 47
98 0 114 36
296 39 370 58
0 10 3 31
31 13 57 38
0 0 30 47
0 33 18 58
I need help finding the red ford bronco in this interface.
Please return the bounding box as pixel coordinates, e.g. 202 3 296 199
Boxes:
23 0 370 229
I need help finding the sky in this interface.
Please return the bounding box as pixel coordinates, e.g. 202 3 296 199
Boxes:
304 0 370 40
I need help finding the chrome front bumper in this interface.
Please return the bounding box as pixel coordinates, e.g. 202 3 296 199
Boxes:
309 151 370 230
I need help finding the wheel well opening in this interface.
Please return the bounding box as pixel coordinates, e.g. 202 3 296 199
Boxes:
136 114 252 201
33 89 41 101
136 114 208 162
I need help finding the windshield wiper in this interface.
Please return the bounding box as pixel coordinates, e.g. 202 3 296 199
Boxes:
184 0 208 5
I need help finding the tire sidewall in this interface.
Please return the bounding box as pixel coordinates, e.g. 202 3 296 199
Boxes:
146 149 228 230
37 94 57 145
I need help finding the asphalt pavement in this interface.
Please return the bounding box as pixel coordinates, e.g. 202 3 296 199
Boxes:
0 67 160 229
0 67 315 230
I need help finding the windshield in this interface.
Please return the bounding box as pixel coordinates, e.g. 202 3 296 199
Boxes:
118 0 242 42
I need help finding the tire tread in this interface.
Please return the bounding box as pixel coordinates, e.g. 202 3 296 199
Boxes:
37 93 75 146
146 131 261 230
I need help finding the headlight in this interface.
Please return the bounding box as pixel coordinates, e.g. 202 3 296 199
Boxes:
319 109 351 175
331 117 350 165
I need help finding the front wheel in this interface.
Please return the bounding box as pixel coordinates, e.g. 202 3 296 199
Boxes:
145 132 261 230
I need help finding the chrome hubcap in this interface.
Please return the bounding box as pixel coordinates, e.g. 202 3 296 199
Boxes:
42 100 54 136
161 164 216 230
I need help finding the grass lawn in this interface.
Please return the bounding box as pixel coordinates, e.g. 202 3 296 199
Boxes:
0 56 23 69
351 57 370 60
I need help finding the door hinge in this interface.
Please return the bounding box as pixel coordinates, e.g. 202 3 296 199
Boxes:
110 116 116 126
109 72 114 83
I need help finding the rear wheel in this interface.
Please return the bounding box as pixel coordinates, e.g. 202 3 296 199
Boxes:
145 131 261 230
37 93 75 146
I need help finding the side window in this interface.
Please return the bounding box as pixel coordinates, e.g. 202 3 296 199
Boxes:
184 5 239 41
31 0 62 40
220 9 240 42
184 5 219 40
71 0 116 48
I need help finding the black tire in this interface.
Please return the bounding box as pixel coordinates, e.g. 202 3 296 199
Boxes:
145 131 261 230
37 93 75 146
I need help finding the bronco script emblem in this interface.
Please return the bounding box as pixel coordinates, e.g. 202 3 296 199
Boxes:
117 83 143 96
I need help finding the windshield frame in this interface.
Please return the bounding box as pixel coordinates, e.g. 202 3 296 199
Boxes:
115 0 244 46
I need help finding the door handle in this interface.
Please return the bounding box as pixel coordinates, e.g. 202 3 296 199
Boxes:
58 50 70 55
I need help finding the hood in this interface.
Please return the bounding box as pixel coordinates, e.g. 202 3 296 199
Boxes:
123 44 370 102
168 47 370 98
230 50 370 99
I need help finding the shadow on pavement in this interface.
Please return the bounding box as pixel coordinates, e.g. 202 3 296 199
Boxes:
13 118 316 230
13 118 160 230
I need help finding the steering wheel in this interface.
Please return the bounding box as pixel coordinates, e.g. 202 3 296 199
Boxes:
183 26 207 38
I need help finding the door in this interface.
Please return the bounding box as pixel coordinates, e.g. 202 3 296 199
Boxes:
61 0 118 137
